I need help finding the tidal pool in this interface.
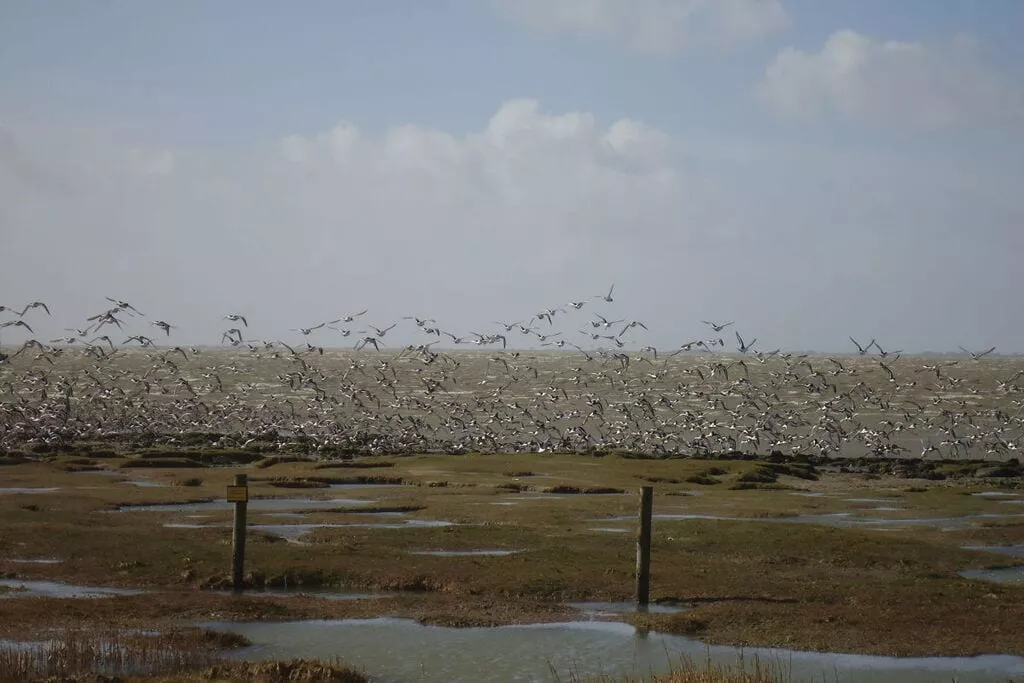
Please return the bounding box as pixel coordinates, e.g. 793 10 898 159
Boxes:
408 549 520 557
0 579 144 599
963 544 1024 558
200 617 1024 683
844 498 900 504
250 519 455 542
567 601 687 616
328 483 410 490
960 567 1024 585
597 511 1024 531
8 558 62 564
211 587 387 600
116 497 375 512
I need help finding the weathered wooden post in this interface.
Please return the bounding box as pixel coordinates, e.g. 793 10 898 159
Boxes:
227 473 249 595
636 485 653 609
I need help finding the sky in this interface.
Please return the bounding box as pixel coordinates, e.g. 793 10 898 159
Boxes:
1 0 1022 353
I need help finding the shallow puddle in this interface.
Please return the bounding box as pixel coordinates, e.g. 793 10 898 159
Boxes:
250 519 455 542
963 544 1024 558
844 498 900 504
960 567 1024 585
328 483 409 490
408 549 520 557
8 558 62 564
567 601 687 615
599 511 1024 531
0 579 144 599
601 513 731 522
117 498 375 513
200 617 1024 683
212 587 387 600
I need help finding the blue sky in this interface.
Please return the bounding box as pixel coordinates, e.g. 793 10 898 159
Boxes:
1 1 1022 352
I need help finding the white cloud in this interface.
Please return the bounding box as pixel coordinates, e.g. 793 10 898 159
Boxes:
0 100 1021 352
495 0 789 54
758 30 1024 128
0 101 696 343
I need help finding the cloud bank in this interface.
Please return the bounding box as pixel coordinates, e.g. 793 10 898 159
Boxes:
758 30 1024 128
0 99 1020 352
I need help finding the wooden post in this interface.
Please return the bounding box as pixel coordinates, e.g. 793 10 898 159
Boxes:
636 485 653 609
228 473 248 595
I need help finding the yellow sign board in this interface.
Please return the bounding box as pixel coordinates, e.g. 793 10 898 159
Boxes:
226 485 249 503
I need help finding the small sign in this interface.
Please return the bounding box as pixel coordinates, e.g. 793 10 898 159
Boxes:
226 485 248 503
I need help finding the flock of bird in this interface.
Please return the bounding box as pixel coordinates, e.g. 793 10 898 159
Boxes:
0 293 1020 461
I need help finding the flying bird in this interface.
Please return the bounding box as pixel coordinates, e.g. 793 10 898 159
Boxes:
959 346 997 360
105 297 144 316
88 311 125 330
595 285 615 303
735 331 757 354
151 320 175 336
871 341 901 358
849 337 874 355
619 321 648 337
702 320 734 332
19 301 50 316
0 320 33 334
291 323 326 336
334 310 368 324
592 314 624 329
356 336 380 351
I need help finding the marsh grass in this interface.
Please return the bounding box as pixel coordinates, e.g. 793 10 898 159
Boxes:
181 658 368 682
0 630 368 683
564 651 793 682
0 452 1022 658
0 628 233 680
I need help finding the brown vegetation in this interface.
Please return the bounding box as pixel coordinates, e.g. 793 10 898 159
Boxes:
0 449 1021 680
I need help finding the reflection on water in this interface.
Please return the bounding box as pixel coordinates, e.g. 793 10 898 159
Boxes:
200 617 1024 683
